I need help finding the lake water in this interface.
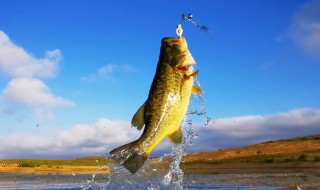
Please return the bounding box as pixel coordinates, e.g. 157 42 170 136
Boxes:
0 172 318 190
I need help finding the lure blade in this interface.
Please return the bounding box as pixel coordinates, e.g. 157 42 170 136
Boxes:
199 25 210 33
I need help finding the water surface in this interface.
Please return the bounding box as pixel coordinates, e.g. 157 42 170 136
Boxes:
1 172 318 189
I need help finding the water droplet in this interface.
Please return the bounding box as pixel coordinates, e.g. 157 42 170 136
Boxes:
148 184 158 190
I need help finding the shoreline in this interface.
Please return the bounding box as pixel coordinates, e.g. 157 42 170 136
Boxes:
1 162 319 175
0 162 319 189
182 162 320 174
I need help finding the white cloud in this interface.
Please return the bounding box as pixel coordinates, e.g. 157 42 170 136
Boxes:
0 108 319 159
186 108 320 153
1 78 73 107
0 31 73 119
290 0 320 57
81 64 134 82
0 31 61 78
34 108 55 121
0 118 141 159
97 64 114 79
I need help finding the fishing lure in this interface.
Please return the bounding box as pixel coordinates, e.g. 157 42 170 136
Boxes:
176 13 210 36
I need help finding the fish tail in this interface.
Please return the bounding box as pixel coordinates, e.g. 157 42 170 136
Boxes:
109 141 148 174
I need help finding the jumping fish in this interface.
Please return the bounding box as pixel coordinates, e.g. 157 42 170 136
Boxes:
109 36 203 174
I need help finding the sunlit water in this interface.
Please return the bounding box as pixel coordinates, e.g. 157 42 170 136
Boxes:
2 172 318 189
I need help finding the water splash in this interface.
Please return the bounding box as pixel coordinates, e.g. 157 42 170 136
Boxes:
184 75 211 146
80 155 112 190
192 75 211 125
163 143 186 190
80 81 210 190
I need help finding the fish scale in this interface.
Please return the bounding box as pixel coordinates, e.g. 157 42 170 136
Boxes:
139 63 193 154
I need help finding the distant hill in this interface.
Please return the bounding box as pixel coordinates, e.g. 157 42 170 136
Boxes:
182 134 320 164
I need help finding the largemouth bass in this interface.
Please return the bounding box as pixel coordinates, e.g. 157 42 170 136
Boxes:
110 36 203 174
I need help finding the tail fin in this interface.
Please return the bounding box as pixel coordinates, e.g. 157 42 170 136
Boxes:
109 141 148 174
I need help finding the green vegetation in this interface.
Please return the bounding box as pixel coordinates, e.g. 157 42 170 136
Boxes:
18 161 40 168
284 158 292 162
264 158 274 163
298 154 307 162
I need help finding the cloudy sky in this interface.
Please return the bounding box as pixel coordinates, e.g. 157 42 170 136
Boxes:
0 0 320 159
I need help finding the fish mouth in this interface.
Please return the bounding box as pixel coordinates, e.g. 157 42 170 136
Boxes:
173 52 196 74
175 64 194 73
161 36 196 74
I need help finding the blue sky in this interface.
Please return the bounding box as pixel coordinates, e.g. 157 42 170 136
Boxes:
0 0 320 159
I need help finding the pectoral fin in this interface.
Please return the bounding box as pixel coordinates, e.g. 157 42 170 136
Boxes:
131 102 146 130
192 85 203 95
167 127 183 144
